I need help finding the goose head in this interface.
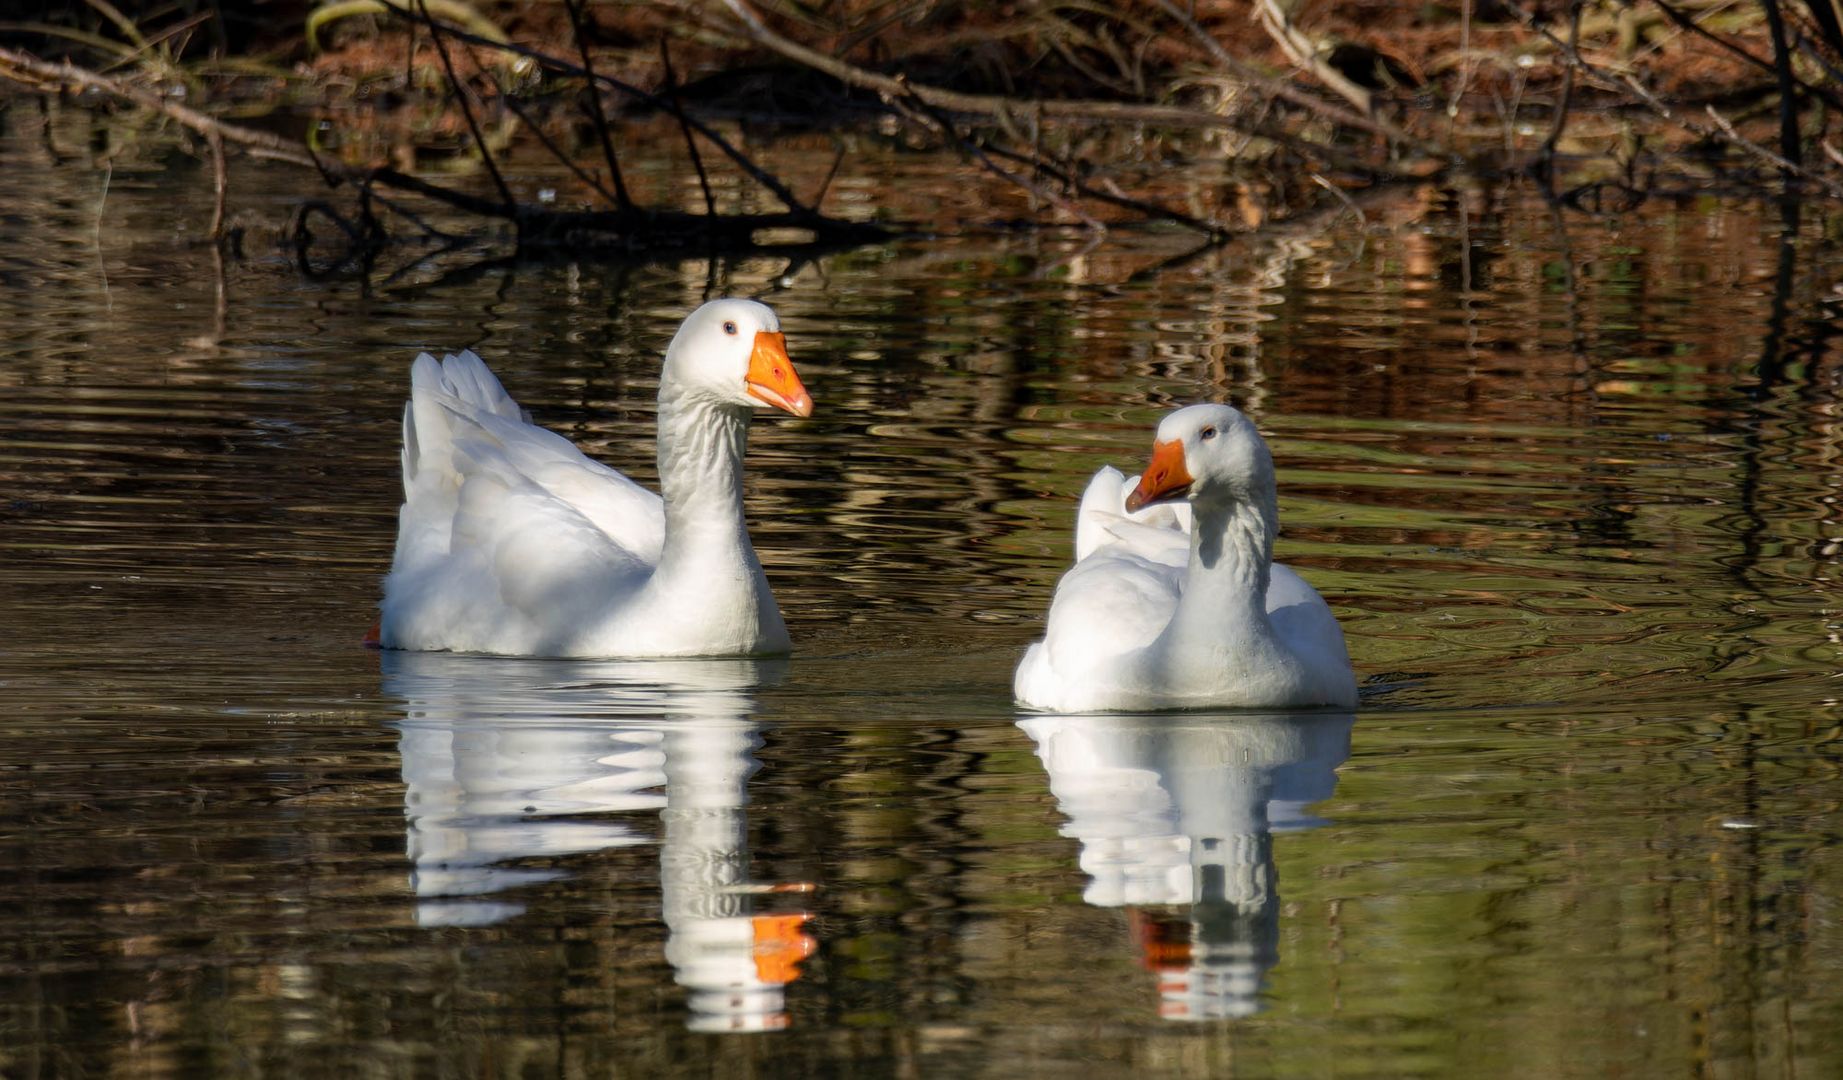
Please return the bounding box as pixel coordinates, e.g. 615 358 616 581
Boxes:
662 299 813 417
1124 404 1274 513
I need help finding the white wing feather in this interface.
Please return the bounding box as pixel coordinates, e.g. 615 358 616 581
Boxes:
383 351 665 653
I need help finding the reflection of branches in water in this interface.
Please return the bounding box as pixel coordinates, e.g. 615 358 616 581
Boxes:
1528 181 1655 573
1705 199 1823 661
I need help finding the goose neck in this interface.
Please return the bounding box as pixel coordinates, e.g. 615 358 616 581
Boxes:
655 389 750 532
1178 496 1277 619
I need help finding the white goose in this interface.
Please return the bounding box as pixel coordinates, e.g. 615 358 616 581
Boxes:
1014 404 1357 712
377 299 812 658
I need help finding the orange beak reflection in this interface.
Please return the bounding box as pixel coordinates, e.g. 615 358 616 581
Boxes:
745 331 813 417
750 912 818 985
1124 438 1193 512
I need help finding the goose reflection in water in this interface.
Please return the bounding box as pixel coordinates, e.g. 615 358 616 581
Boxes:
379 652 816 1033
1019 711 1352 1020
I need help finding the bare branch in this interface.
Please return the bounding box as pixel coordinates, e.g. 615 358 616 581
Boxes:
1502 2 1843 198
889 82 1106 233
1148 0 1444 157
499 93 620 208
370 0 814 214
660 39 717 218
1251 0 1371 115
0 44 891 251
719 0 1423 154
415 0 516 216
977 142 1230 238
561 0 633 211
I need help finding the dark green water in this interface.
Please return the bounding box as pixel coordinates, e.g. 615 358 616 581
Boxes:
4 102 1843 1077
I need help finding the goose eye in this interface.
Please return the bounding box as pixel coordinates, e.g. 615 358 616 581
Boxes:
1200 426 1218 440
723 321 738 335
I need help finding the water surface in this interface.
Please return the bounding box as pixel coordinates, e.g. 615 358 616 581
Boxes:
4 104 1843 1077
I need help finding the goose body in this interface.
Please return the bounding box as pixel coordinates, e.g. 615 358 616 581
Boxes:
378 299 811 659
1015 405 1357 712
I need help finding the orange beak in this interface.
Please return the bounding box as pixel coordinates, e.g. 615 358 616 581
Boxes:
1124 438 1193 512
744 331 813 417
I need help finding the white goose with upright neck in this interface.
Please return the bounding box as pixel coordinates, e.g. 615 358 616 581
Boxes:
378 298 811 658
1015 403 1358 712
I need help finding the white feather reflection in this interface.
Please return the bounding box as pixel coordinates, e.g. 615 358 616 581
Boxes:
1019 711 1352 1020
380 652 815 1031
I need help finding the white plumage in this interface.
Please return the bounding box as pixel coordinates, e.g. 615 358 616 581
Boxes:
1015 404 1357 712
377 298 812 658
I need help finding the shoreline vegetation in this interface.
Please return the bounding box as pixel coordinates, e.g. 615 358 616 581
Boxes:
3 1 1841 272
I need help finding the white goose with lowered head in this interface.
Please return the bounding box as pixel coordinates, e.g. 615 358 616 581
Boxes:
377 298 812 659
1014 404 1357 712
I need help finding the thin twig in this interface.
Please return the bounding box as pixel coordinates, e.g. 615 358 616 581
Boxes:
366 188 464 243
978 142 1228 237
1309 173 1366 228
560 0 632 211
1149 0 1444 158
660 39 716 218
416 0 516 219
1701 101 1807 177
207 126 226 241
95 157 112 311
499 92 619 208
1446 0 1474 137
1537 2 1582 182
372 0 813 214
891 84 1105 232
811 141 846 211
1503 2 1843 198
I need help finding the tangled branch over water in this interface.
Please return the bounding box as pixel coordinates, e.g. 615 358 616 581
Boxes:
3 0 1841 271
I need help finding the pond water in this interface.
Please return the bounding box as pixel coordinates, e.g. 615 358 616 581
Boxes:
4 102 1843 1078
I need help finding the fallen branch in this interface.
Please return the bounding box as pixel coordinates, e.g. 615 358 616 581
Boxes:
0 43 891 253
560 0 633 211
371 0 816 214
1504 2 1843 199
1148 0 1445 159
888 81 1106 233
416 0 516 218
1252 0 1372 116
717 0 1431 157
